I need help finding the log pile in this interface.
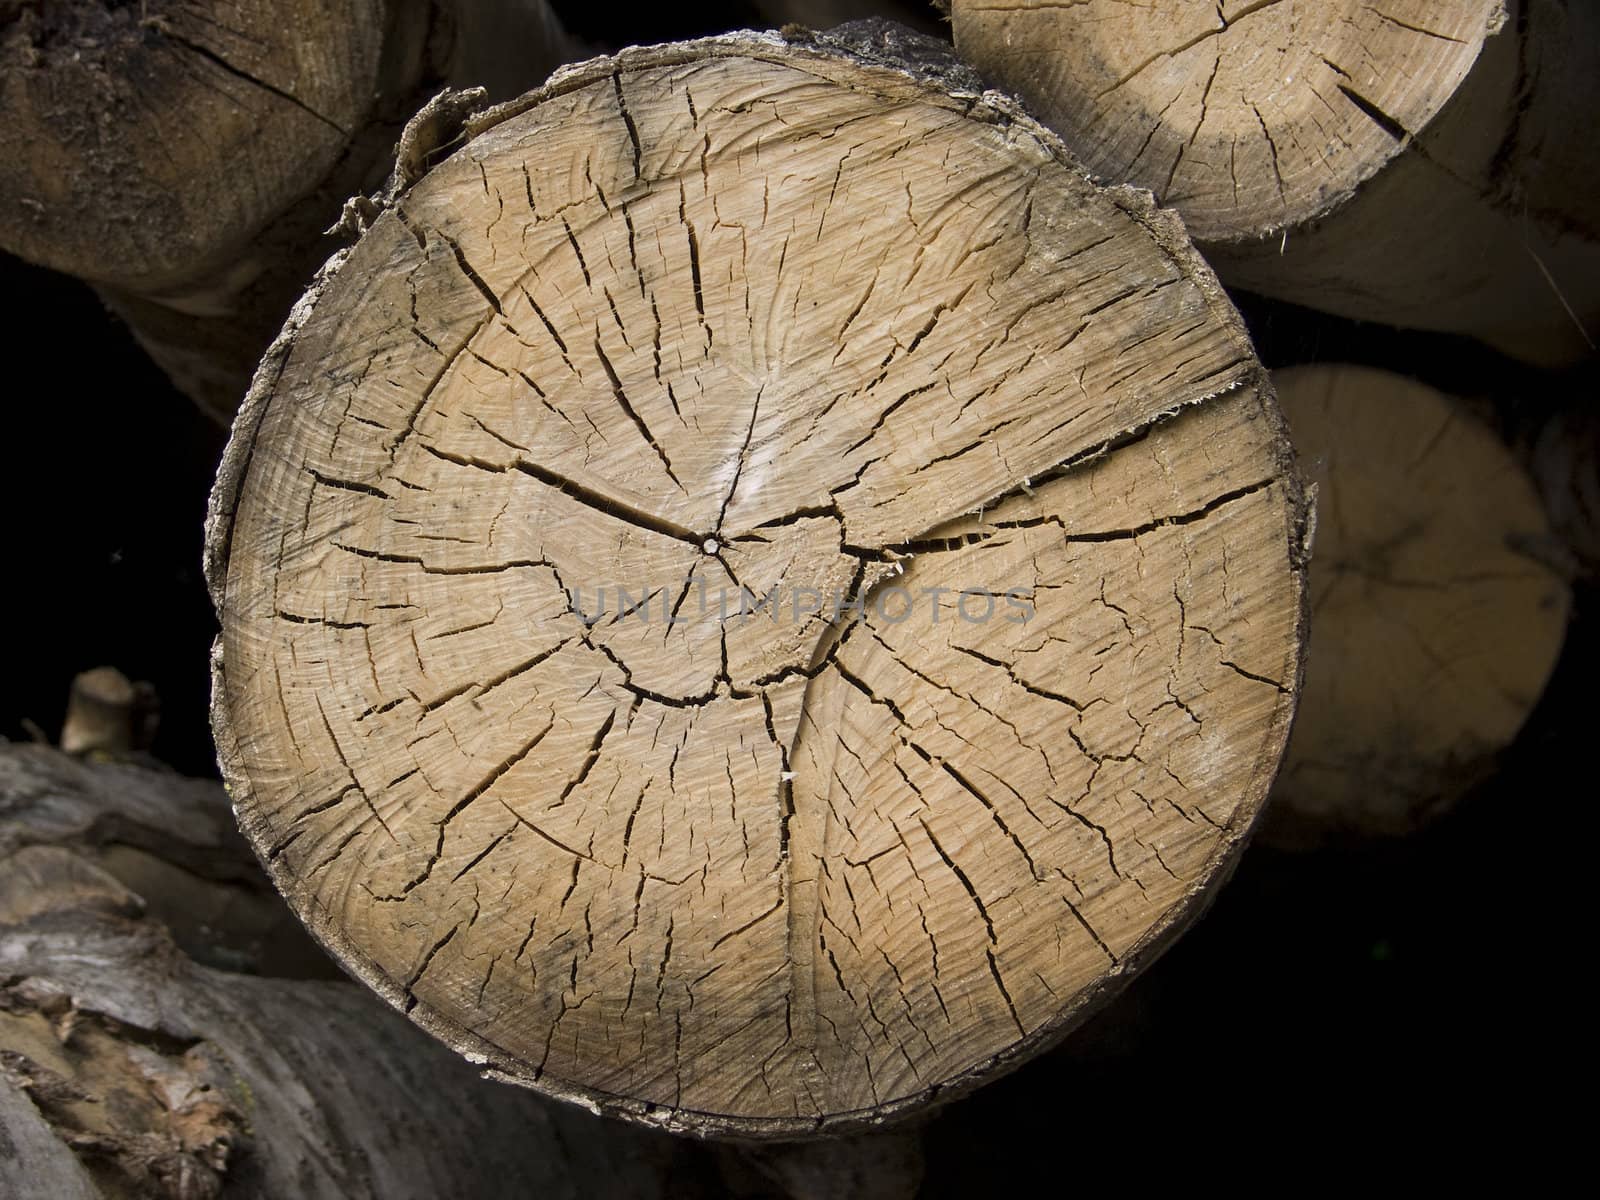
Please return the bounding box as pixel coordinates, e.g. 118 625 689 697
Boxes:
2 1 1594 1192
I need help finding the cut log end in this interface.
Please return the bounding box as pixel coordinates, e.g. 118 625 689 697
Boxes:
953 1 1600 365
0 0 580 421
952 0 1503 242
208 30 1309 1136
0 0 392 292
1264 364 1569 848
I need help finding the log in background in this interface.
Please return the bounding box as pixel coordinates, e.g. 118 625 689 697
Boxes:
1 0 1590 1181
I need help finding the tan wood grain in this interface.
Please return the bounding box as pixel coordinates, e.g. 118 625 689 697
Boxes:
951 0 1600 365
208 29 1309 1135
1265 364 1569 845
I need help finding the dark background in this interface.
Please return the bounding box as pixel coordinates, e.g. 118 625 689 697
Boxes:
2 0 1587 1178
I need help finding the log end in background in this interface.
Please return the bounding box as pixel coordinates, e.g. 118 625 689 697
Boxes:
1265 363 1569 846
950 0 1504 243
0 0 578 420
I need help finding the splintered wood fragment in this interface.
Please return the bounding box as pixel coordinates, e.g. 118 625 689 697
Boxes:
1263 365 1569 848
207 26 1310 1137
0 0 577 420
59 667 156 757
951 0 1600 365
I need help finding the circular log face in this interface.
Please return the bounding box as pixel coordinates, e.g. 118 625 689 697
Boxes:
0 0 386 290
951 0 1502 241
212 36 1307 1133
1268 365 1569 842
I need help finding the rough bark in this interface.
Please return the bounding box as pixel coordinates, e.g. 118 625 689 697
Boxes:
0 0 578 421
754 1 944 38
0 742 700 1198
1262 364 1569 847
951 0 1600 366
206 24 1310 1137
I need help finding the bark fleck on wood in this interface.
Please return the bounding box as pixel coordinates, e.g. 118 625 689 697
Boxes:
207 27 1309 1137
1263 364 1569 847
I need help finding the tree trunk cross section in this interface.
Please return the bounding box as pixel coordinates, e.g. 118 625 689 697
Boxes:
1264 364 1568 846
952 1 1600 364
208 30 1309 1136
955 0 1502 242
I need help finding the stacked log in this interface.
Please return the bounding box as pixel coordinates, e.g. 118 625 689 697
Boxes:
0 0 577 419
1263 364 1569 845
205 26 1309 1135
5 0 1593 1187
951 0 1600 365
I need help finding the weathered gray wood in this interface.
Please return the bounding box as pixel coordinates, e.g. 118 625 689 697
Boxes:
0 743 697 1198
